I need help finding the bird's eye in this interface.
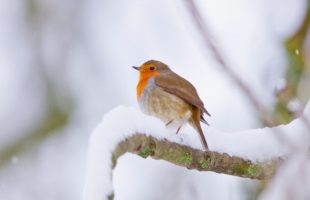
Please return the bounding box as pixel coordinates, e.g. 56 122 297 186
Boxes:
150 66 156 71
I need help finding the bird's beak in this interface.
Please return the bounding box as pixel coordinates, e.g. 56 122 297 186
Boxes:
132 66 140 71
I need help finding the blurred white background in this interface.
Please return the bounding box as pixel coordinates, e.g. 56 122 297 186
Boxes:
0 0 309 199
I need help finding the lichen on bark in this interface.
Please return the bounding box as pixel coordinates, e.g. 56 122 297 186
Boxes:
112 134 278 180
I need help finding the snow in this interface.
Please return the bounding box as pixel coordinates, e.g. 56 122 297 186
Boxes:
304 98 310 118
287 98 302 113
274 78 287 92
83 106 174 200
84 101 310 200
0 0 308 199
260 153 310 200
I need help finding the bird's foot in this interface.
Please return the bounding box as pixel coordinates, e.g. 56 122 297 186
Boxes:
176 126 182 135
166 120 173 126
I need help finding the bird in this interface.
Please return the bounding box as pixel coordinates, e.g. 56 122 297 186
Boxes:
132 60 211 150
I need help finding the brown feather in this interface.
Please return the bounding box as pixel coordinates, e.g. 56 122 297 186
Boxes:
189 107 209 150
154 71 211 117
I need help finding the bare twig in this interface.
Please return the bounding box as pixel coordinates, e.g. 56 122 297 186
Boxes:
184 0 310 149
0 0 80 167
183 0 276 126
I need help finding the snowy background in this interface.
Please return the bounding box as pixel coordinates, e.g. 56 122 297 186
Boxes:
0 0 309 200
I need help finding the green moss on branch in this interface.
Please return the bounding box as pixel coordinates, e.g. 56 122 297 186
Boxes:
112 134 278 180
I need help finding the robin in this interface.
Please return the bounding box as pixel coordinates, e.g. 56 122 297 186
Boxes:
132 60 211 150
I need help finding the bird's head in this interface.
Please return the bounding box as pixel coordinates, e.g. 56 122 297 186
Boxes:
132 60 170 80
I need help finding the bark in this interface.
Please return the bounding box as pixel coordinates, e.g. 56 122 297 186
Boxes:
112 134 278 180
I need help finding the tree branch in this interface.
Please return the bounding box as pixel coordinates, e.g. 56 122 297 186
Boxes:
183 0 277 126
112 134 277 180
83 104 309 200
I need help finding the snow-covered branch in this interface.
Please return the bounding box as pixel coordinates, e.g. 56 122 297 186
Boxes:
113 134 277 179
84 102 310 200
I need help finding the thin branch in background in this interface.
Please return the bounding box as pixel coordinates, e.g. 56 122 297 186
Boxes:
0 0 80 167
282 2 310 133
275 4 310 131
0 105 69 166
184 0 277 126
183 0 310 158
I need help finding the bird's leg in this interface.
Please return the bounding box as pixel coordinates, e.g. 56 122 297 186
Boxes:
176 126 182 135
166 120 173 126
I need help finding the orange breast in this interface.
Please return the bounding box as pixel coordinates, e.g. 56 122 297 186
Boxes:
137 79 149 100
136 71 160 100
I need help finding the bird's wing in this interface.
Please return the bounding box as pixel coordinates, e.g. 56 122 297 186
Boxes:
154 72 211 117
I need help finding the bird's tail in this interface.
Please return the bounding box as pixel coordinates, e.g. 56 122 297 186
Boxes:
190 109 209 150
195 122 209 150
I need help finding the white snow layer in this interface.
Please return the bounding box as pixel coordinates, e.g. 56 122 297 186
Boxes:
84 102 310 200
260 102 310 200
260 152 310 200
